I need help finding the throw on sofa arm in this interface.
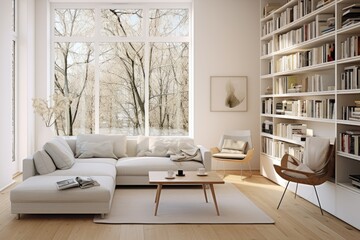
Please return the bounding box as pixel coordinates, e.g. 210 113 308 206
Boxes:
198 145 212 172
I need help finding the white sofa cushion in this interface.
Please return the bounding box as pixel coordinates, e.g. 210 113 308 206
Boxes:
43 137 75 170
33 150 56 175
136 136 194 157
76 134 127 158
77 141 117 159
75 158 117 166
116 157 204 176
46 162 117 180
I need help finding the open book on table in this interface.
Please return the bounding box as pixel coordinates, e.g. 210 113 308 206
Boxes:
56 176 100 190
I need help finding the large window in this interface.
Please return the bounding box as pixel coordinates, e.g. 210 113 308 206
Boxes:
52 4 191 136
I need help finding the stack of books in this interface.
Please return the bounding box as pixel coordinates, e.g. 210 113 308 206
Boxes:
349 174 360 188
342 4 360 27
342 100 360 121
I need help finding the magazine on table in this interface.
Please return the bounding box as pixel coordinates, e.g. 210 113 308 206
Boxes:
56 176 100 190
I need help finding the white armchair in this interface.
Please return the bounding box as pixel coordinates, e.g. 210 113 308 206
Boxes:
211 130 254 178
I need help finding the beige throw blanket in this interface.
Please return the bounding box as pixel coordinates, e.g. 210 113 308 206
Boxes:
170 146 202 162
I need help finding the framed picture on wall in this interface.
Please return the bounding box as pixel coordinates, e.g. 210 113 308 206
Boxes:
210 76 247 112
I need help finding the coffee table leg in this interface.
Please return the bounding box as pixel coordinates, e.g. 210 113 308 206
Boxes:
209 184 220 216
154 184 162 216
202 184 208 203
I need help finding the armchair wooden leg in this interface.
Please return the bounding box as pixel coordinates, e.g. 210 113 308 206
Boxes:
313 186 324 215
277 181 290 210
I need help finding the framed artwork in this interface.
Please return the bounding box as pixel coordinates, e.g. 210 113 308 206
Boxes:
210 76 247 112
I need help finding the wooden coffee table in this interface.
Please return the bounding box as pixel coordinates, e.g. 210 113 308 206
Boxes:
148 171 225 216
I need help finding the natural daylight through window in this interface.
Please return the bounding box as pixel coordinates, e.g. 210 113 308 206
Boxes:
52 3 191 136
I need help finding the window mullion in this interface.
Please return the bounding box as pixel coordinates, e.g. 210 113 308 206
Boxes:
144 6 150 136
94 6 100 133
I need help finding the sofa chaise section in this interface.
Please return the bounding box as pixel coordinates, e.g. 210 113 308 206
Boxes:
10 175 115 219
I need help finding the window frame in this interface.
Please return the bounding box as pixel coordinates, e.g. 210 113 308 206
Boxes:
11 0 18 162
50 2 193 137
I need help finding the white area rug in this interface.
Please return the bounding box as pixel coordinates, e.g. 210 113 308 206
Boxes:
94 183 274 224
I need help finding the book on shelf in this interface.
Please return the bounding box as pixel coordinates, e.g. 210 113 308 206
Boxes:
349 174 360 182
349 174 360 188
351 180 360 188
341 65 360 90
56 176 100 190
342 3 360 12
342 4 360 23
342 17 360 27
315 14 334 37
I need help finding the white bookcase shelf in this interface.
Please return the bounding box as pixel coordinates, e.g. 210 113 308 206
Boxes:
260 0 360 230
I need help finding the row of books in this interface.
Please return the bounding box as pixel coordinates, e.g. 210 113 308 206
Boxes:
274 0 329 31
274 74 334 94
339 130 360 155
262 39 274 56
275 14 334 51
275 42 335 72
261 0 333 37
276 123 307 141
262 19 275 37
276 98 335 119
262 137 304 160
339 35 360 59
342 3 360 27
340 65 360 90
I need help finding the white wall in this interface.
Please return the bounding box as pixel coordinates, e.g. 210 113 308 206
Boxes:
16 0 36 179
193 0 260 170
0 0 15 190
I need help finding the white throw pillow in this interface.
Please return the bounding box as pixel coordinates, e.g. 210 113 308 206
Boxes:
136 136 149 156
43 137 75 170
221 139 247 154
33 150 56 175
77 141 118 159
76 134 127 158
219 134 251 153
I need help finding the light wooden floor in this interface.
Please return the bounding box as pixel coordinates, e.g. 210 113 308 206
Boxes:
1 171 359 240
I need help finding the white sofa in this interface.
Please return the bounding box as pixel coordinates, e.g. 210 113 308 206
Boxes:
11 135 211 218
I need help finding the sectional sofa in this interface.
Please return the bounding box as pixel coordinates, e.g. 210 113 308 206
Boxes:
10 134 211 219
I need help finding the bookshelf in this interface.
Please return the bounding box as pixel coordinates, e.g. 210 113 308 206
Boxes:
260 0 360 229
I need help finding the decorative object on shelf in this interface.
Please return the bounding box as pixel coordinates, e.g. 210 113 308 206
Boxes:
210 76 247 112
32 93 72 135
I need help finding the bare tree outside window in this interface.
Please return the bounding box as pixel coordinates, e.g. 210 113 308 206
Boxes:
52 5 190 136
